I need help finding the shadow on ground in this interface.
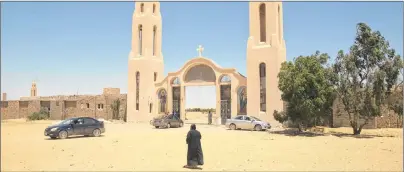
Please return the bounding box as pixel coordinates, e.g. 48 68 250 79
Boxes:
269 129 395 139
45 135 105 140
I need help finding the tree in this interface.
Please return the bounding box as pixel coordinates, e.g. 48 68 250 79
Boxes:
275 51 336 132
333 23 403 135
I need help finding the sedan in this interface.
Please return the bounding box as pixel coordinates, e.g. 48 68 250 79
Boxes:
44 117 105 139
150 114 184 128
225 115 271 131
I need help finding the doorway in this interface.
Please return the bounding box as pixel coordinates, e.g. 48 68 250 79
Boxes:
185 85 216 124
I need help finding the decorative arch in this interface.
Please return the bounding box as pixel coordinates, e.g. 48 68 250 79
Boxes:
259 63 266 112
259 3 266 42
157 89 167 114
219 74 231 84
184 64 216 83
136 71 140 110
171 77 181 85
237 86 247 115
138 25 143 55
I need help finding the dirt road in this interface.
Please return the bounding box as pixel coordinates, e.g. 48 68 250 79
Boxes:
1 120 402 171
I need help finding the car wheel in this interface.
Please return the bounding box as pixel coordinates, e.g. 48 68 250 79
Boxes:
92 129 101 137
155 126 160 128
179 122 184 127
58 130 68 139
254 125 262 131
167 123 171 128
229 124 236 130
50 136 57 139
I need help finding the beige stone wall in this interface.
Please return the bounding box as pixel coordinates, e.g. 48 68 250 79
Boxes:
332 98 377 129
103 88 120 95
1 94 127 121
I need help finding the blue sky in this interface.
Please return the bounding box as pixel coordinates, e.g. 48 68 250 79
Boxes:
1 2 403 108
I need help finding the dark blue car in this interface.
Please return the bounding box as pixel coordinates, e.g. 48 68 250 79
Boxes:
44 117 105 139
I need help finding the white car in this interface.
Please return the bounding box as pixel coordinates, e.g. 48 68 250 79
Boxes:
225 115 271 131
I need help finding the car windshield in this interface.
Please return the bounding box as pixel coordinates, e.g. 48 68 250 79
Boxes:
250 116 262 121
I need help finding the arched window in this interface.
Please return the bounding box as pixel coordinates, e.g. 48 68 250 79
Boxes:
259 3 266 43
153 4 156 13
153 26 157 56
219 75 231 84
136 71 140 110
259 63 266 112
154 72 157 82
140 3 144 13
171 77 181 85
278 5 281 42
138 25 143 55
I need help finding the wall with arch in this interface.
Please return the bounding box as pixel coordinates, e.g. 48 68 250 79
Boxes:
154 57 246 120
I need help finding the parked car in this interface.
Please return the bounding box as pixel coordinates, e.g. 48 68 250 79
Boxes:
44 117 105 139
150 114 184 128
225 115 271 131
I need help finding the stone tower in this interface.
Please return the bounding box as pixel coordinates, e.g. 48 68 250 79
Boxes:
246 2 286 124
127 2 164 122
31 81 38 97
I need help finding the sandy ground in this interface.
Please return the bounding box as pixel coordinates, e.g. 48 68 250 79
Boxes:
1 116 403 171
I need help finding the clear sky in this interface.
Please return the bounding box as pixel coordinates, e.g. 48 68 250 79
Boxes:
1 2 403 108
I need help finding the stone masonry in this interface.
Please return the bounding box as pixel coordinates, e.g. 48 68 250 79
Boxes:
1 88 127 121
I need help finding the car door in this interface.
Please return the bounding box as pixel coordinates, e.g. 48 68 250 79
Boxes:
171 115 180 127
242 116 254 130
72 118 86 135
83 118 98 134
232 116 244 129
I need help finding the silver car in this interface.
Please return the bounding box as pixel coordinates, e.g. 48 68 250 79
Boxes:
225 115 271 131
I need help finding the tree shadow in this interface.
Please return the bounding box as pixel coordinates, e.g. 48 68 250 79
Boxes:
269 129 328 137
45 135 105 140
269 129 395 139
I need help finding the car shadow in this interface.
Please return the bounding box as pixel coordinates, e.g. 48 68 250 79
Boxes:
225 128 265 132
45 135 105 140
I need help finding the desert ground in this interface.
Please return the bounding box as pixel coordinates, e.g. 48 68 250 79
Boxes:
1 112 403 171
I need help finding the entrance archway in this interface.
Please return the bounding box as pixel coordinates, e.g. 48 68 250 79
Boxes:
154 57 247 125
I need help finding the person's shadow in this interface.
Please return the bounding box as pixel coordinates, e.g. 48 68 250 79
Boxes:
183 165 202 170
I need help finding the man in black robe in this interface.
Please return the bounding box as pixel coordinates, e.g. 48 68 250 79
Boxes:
184 124 204 169
208 111 212 125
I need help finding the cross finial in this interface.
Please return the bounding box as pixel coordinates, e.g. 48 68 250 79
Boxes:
196 45 204 57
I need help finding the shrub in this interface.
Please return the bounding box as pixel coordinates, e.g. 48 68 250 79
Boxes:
27 107 50 120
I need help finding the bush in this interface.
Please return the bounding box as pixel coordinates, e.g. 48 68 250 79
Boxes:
27 107 50 120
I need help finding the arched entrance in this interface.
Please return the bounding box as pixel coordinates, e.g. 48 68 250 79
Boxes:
154 57 247 124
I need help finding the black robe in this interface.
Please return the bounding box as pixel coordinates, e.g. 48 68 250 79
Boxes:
186 130 204 166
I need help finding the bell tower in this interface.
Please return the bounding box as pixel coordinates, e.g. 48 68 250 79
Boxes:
246 2 286 124
31 81 37 97
127 2 164 122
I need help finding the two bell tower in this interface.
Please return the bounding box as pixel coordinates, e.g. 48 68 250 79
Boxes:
246 2 286 124
127 2 164 122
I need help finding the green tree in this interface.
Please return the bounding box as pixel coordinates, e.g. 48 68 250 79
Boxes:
274 51 336 132
333 23 403 135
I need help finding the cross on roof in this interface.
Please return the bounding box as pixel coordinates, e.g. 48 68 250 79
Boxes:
196 45 204 57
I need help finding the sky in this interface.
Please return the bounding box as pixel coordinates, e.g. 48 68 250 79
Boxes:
1 2 403 108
